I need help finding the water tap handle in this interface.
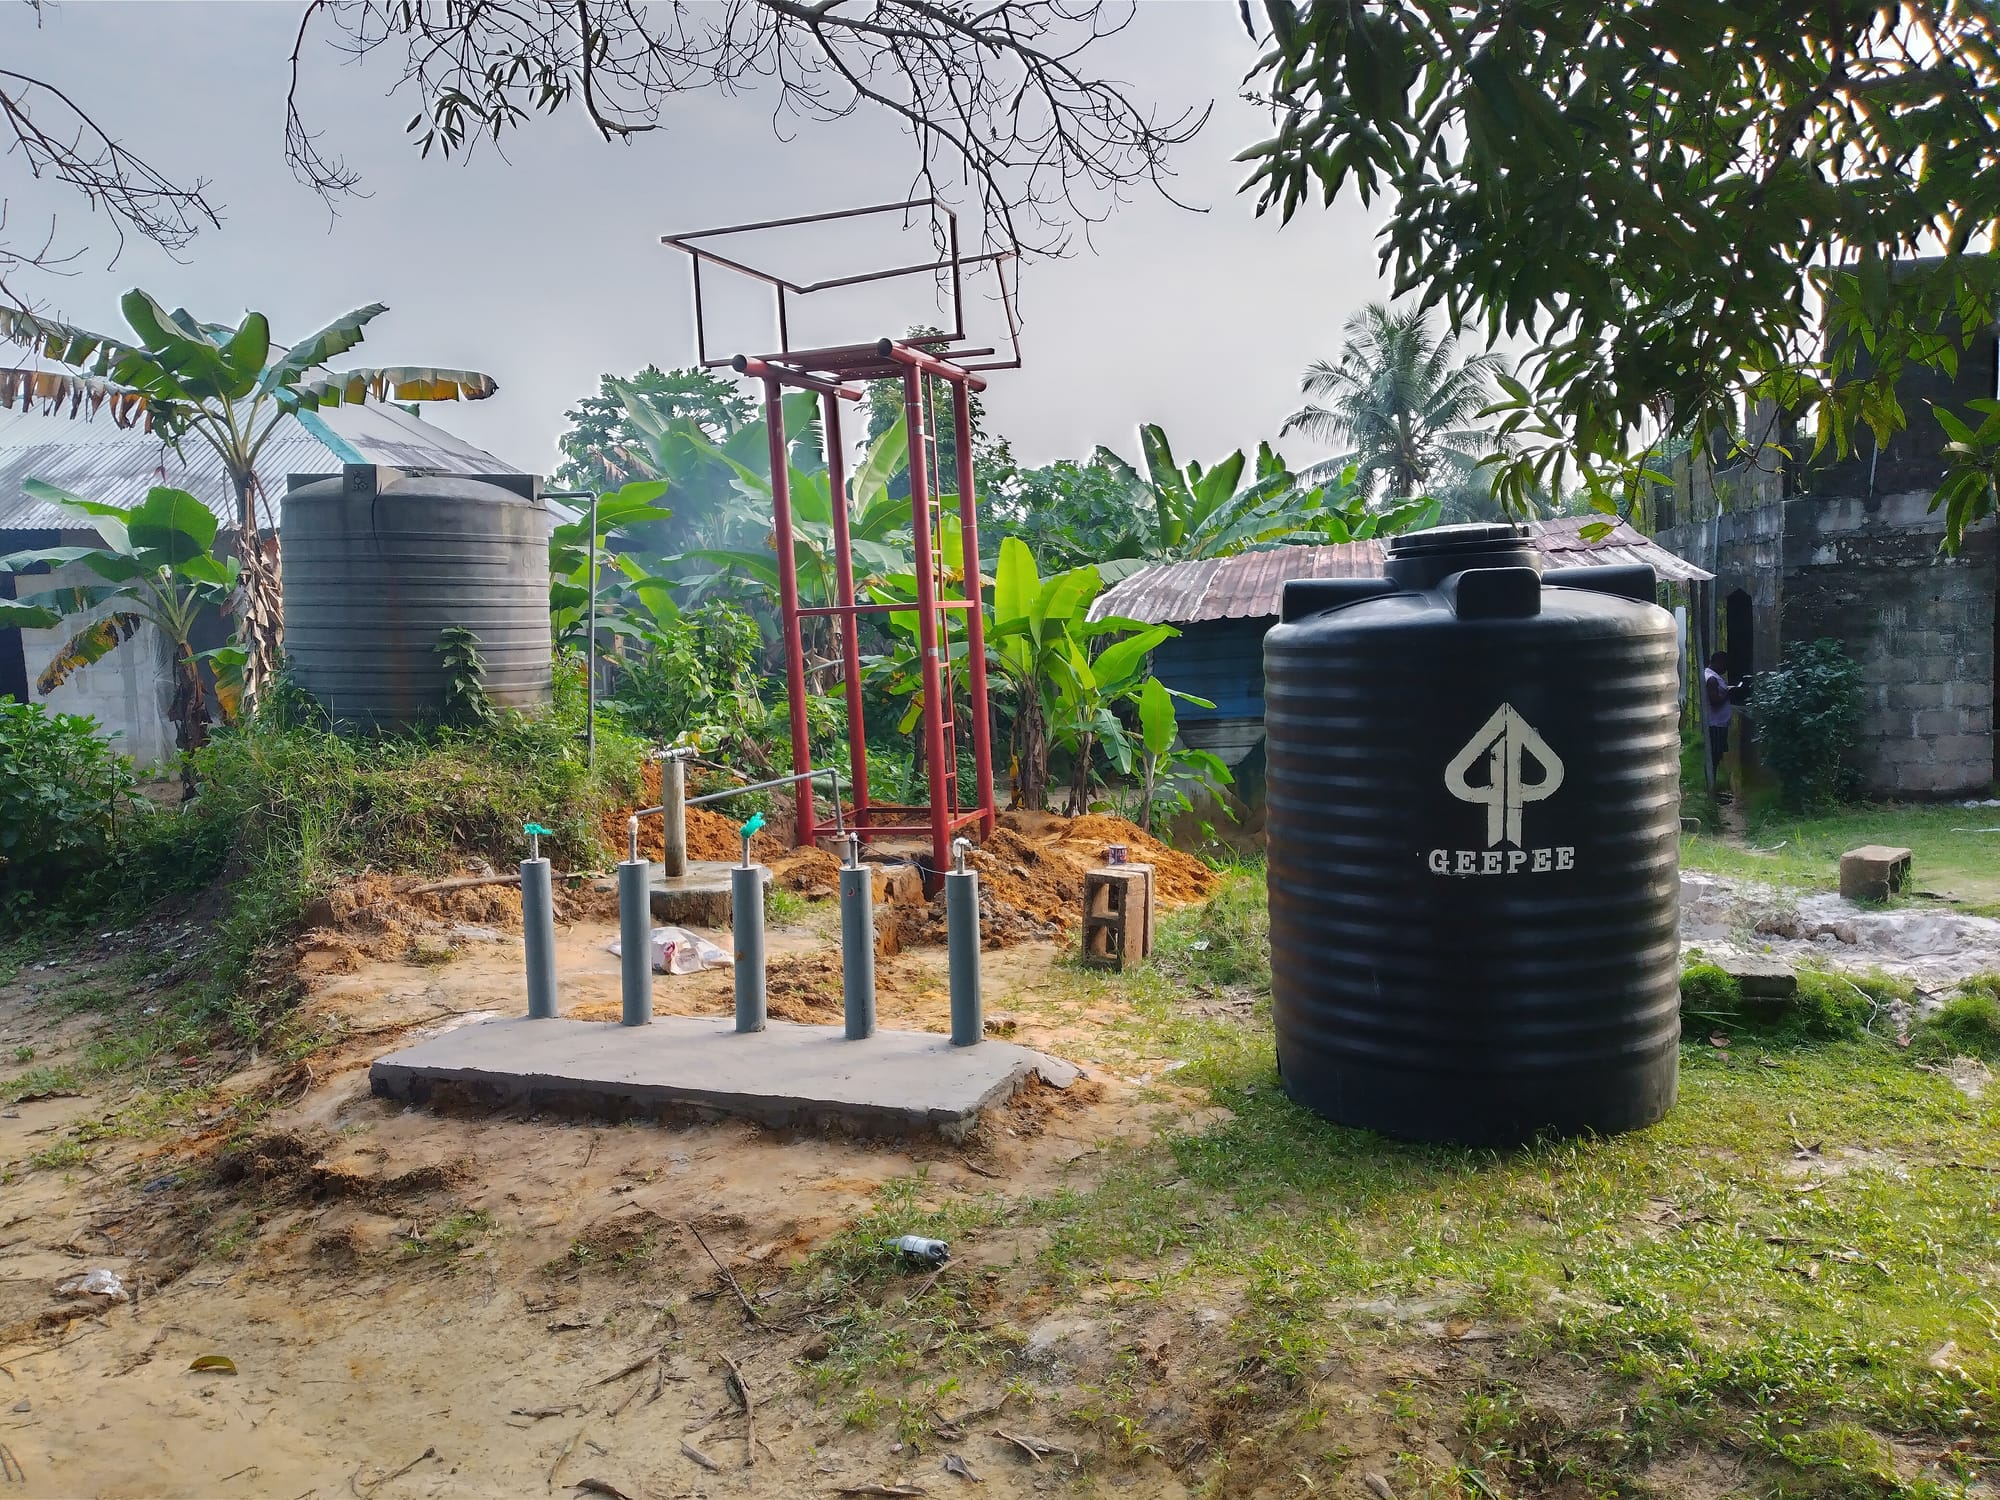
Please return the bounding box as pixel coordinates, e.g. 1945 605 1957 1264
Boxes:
627 814 640 864
738 811 765 868
523 821 554 862
952 836 972 874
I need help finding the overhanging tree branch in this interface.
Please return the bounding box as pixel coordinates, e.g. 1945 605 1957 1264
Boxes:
288 0 1209 260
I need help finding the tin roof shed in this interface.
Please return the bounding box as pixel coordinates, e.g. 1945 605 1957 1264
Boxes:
1089 518 1711 625
0 384 522 533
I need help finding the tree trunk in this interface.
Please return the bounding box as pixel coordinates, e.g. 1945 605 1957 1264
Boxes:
1010 688 1049 811
168 641 211 797
1067 730 1096 815
232 470 282 712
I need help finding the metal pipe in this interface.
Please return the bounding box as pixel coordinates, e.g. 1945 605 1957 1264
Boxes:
838 834 875 1041
664 196 951 254
618 819 652 1028
946 837 981 1047
824 390 872 830
795 600 976 616
522 855 559 1020
763 377 818 846
660 755 687 879
877 338 989 393
679 765 846 827
732 864 767 1033
951 380 997 839
585 489 598 766
731 355 864 402
903 366 954 886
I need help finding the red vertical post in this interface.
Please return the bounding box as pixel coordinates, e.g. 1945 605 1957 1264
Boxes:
764 378 815 845
903 366 953 881
951 379 996 838
822 391 870 827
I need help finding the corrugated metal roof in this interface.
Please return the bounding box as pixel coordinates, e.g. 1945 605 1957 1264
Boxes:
0 385 522 532
1089 519 1712 624
1530 514 1713 584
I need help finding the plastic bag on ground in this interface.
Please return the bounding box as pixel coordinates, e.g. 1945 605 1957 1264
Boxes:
605 925 733 975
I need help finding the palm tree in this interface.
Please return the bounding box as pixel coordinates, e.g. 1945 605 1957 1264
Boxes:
1282 303 1510 519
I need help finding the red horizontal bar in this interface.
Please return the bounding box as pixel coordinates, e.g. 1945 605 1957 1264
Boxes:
732 356 863 401
876 340 987 392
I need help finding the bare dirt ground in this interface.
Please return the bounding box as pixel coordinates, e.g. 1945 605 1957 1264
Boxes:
0 903 1289 1500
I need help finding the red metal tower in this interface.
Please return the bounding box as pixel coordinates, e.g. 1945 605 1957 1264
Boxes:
663 200 1019 879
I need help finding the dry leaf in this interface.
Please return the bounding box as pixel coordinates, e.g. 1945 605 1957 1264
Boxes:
188 1355 237 1374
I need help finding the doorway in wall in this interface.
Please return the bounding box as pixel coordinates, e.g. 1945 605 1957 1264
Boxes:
1724 589 1755 685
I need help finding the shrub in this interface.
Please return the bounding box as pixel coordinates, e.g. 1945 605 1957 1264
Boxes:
0 700 140 912
606 600 769 750
1746 639 1863 810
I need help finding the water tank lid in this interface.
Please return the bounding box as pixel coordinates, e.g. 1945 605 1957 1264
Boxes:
1384 522 1526 557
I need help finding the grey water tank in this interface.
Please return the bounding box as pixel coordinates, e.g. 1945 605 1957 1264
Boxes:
281 464 552 729
1263 524 1681 1147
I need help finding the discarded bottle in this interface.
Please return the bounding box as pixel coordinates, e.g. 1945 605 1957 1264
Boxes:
884 1235 950 1264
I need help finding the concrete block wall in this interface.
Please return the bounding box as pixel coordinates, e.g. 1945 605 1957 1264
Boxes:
18 538 178 770
1779 492 1995 797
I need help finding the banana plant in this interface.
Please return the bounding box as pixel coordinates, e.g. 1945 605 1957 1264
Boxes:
977 537 1162 812
0 480 240 787
676 413 917 692
0 293 497 705
547 480 674 651
1132 676 1232 835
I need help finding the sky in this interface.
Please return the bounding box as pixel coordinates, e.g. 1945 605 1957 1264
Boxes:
1 1 1395 477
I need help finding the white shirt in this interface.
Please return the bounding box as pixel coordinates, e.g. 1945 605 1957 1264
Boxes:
1702 667 1733 729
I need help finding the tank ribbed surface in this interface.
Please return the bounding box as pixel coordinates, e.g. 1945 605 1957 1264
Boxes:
281 466 551 730
1264 532 1681 1146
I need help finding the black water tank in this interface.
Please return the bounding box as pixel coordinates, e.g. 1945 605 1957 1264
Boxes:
1264 524 1681 1146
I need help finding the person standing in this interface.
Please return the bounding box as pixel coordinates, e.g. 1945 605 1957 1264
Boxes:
1703 651 1733 793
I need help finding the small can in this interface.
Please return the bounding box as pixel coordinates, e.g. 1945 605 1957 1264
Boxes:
1104 844 1128 865
884 1234 950 1264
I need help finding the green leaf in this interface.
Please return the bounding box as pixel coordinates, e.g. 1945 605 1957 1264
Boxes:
994 536 1039 629
849 413 908 508
21 479 134 553
1138 675 1177 757
223 313 271 385
188 1355 238 1374
127 487 218 563
1087 625 1174 692
0 600 61 629
261 305 388 388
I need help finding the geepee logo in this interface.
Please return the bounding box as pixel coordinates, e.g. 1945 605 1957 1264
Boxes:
1428 703 1576 876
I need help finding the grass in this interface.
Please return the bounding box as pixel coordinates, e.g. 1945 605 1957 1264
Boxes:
402 1209 494 1260
1682 802 2000 915
798 865 2000 1497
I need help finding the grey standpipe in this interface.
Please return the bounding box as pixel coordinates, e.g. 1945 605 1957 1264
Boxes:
660 753 688 880
838 832 876 1040
732 822 767 1033
618 815 652 1027
946 836 982 1047
522 822 559 1020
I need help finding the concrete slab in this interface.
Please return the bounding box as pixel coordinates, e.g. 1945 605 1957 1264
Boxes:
641 860 765 927
369 1015 1079 1141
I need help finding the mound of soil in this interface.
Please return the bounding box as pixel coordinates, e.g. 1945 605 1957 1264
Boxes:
606 759 791 863
601 762 1217 946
